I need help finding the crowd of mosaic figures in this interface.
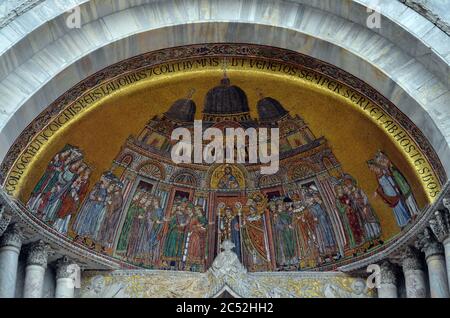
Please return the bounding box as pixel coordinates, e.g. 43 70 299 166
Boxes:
26 144 420 272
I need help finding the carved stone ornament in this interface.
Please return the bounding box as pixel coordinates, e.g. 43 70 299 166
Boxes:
442 197 450 213
429 209 450 243
26 240 51 267
401 246 423 271
56 256 77 280
0 222 22 249
379 260 398 285
0 204 12 237
416 227 444 259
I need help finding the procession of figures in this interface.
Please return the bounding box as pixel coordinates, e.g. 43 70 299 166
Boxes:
24 83 421 272
25 143 420 273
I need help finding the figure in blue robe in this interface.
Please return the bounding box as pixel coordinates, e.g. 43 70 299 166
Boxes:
369 161 411 228
309 200 336 251
73 180 109 238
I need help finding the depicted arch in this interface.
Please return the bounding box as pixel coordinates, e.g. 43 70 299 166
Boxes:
136 161 165 180
169 170 199 187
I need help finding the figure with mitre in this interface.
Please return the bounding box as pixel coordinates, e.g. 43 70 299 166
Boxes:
240 193 270 271
219 203 242 260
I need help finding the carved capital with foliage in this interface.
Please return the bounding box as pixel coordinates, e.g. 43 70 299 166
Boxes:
26 240 51 268
0 222 22 249
56 256 77 280
400 246 423 271
429 209 450 243
379 260 398 285
416 227 444 259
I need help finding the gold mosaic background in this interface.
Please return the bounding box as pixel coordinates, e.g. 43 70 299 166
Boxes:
15 69 429 240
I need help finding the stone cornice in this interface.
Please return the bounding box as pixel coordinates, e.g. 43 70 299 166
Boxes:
399 0 450 36
0 0 45 28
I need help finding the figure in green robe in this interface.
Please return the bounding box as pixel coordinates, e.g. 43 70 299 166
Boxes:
272 199 297 266
117 194 146 252
163 206 188 259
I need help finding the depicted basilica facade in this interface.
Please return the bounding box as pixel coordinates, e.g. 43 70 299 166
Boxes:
24 75 420 275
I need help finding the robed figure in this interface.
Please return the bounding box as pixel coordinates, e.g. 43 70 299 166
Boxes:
125 198 153 260
240 197 270 271
42 159 84 224
375 151 420 216
368 160 411 228
163 204 189 263
145 198 165 263
27 146 82 216
335 185 364 248
97 182 124 249
184 205 207 271
219 205 242 261
271 198 297 267
73 173 112 238
53 167 91 235
116 192 147 253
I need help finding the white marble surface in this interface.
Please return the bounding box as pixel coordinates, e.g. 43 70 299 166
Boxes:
404 269 427 298
55 277 74 298
377 283 398 298
426 254 450 298
0 0 449 177
23 264 45 298
0 245 21 298
443 238 450 289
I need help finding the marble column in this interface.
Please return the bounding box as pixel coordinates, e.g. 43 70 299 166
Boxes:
417 227 450 298
55 257 76 298
0 223 22 298
23 240 51 298
401 246 427 298
429 203 450 289
377 260 398 298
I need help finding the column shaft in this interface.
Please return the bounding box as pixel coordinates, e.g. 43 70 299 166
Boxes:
0 224 22 298
443 238 450 289
23 240 50 298
23 265 46 298
55 278 75 298
55 257 76 298
426 254 450 298
402 246 427 298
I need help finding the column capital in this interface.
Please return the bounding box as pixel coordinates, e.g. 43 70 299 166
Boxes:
0 204 12 237
379 260 398 285
0 223 22 249
416 227 444 259
400 246 423 271
56 257 77 280
429 209 450 243
26 240 52 268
